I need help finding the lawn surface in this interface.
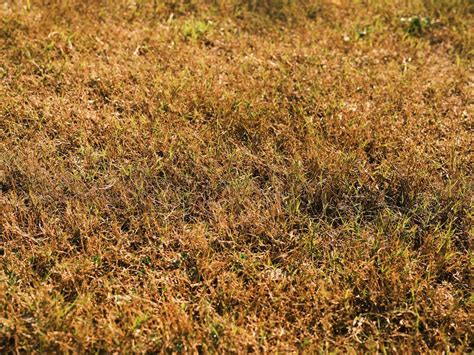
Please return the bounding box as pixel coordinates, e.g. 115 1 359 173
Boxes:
1 0 473 352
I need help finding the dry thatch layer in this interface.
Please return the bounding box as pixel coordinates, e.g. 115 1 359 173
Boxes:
1 0 472 352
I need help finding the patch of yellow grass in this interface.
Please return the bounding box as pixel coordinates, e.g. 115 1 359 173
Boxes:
1 0 472 352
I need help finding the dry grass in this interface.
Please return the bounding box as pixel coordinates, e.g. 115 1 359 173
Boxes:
1 0 473 352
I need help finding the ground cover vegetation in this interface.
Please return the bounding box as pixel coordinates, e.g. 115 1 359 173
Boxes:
0 0 473 352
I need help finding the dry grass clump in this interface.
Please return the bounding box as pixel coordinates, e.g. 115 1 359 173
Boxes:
1 0 472 352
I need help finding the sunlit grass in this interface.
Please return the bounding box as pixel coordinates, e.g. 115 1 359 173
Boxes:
0 0 472 352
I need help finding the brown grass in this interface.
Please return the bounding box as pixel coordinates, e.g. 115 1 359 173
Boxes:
1 0 473 352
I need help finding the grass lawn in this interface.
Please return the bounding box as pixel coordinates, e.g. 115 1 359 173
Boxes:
1 0 472 352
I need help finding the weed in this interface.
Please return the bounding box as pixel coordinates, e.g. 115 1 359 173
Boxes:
182 19 211 41
401 15 433 36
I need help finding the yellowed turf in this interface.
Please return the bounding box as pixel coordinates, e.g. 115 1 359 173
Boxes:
1 0 472 352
